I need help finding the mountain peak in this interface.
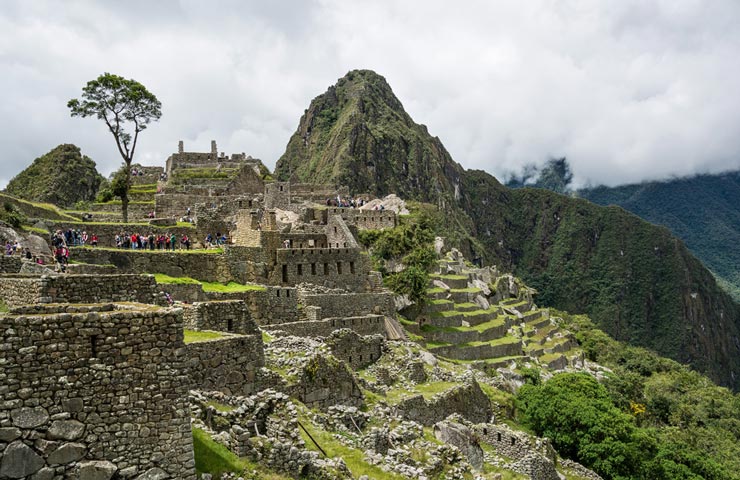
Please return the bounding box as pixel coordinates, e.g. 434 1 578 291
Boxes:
274 69 463 200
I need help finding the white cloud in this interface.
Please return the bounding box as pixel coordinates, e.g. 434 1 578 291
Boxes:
1 0 739 189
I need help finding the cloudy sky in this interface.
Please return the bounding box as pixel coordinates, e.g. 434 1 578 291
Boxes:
2 0 740 189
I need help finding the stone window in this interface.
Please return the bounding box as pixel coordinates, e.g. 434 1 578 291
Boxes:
297 264 303 276
227 318 234 332
282 264 288 283
311 263 317 275
324 262 329 275
497 432 501 442
350 261 355 274
511 437 516 446
337 262 342 274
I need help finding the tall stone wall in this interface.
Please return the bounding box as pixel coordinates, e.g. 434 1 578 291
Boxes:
396 381 492 426
321 207 397 230
0 307 196 479
0 255 23 273
474 424 560 480
298 290 395 319
325 329 385 370
70 249 234 283
0 274 166 307
185 335 265 397
271 247 369 289
326 215 358 249
264 182 291 209
155 193 247 220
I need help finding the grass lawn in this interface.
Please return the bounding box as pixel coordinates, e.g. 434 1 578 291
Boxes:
192 428 290 479
184 330 225 344
201 281 266 293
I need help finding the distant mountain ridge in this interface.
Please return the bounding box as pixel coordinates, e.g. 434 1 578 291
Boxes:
276 69 740 390
578 172 740 300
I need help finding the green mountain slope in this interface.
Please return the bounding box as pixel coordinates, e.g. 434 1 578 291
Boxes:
276 69 740 390
578 173 740 301
4 144 104 208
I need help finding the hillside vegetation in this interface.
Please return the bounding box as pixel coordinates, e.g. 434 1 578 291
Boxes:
275 69 740 390
578 172 740 301
4 144 104 208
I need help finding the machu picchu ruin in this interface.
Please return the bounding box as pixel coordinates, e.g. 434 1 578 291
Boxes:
1 139 609 480
2 66 739 480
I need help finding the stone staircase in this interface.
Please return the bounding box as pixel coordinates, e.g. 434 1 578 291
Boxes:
405 252 581 373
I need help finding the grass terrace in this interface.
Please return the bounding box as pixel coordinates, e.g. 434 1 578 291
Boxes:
184 330 225 344
153 273 267 293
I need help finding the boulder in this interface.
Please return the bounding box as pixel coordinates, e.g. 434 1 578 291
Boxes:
0 441 45 478
77 461 118 480
11 406 49 429
433 420 484 470
47 442 87 465
474 294 490 311
136 467 169 479
47 419 85 440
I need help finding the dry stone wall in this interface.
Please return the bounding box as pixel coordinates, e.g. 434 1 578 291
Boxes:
183 300 259 335
0 307 196 479
396 381 492 426
0 256 22 274
325 329 384 370
185 335 265 397
272 248 369 289
263 315 386 338
0 274 166 307
475 424 561 480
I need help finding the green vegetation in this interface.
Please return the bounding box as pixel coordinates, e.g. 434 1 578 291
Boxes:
4 144 104 208
154 274 266 293
201 281 266 293
0 299 8 313
183 330 224 344
515 312 740 480
192 428 290 479
298 416 407 480
0 202 27 228
578 171 740 302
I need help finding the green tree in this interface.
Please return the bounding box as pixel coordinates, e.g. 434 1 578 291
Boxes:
68 73 161 222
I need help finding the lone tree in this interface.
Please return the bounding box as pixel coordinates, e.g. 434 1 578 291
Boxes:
68 73 161 222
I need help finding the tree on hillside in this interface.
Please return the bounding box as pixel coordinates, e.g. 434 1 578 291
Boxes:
68 73 161 222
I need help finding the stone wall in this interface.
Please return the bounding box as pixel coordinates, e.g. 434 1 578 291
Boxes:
0 255 23 273
298 290 395 319
475 424 560 480
318 207 397 231
396 380 492 426
70 248 234 283
0 307 196 479
325 329 385 370
155 193 248 220
185 335 265 397
183 300 259 335
264 182 291 209
271 247 369 289
263 315 386 338
0 274 166 307
326 215 358 249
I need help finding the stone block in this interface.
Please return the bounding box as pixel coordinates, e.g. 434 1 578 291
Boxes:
0 441 45 478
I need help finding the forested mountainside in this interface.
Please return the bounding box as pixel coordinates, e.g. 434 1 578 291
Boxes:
275 69 740 390
578 172 740 301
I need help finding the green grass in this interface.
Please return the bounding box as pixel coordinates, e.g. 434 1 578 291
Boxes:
201 281 266 293
153 273 200 285
0 300 8 313
193 428 290 479
449 287 482 293
298 417 407 480
154 274 267 293
261 330 274 343
426 287 446 294
431 273 468 281
205 400 235 413
184 330 225 344
21 225 50 235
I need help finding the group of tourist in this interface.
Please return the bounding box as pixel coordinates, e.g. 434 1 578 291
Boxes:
204 233 228 248
130 167 146 177
51 230 70 272
326 196 368 208
58 229 98 247
114 232 192 250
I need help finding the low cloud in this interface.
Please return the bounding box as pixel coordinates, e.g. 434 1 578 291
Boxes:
1 0 739 188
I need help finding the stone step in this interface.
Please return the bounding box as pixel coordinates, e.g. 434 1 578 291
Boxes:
425 311 463 328
430 274 469 289
455 302 480 312
462 309 498 326
448 289 481 303
420 317 509 345
425 299 455 313
471 355 528 370
429 338 523 361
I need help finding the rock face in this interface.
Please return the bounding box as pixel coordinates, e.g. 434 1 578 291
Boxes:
275 69 740 390
4 143 104 207
434 420 484 470
0 441 45 478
